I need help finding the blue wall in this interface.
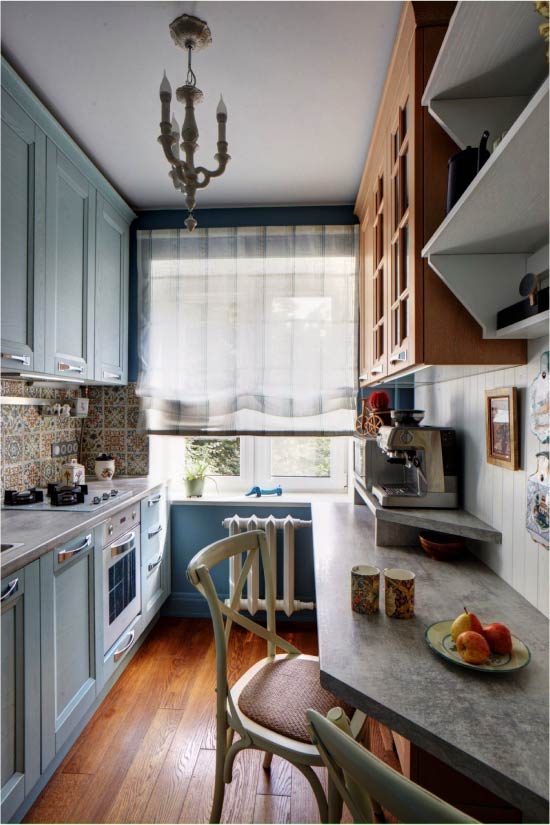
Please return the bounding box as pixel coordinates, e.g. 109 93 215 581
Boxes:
166 503 316 621
128 205 357 381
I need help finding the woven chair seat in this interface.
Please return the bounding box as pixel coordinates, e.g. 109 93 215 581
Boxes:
237 656 354 744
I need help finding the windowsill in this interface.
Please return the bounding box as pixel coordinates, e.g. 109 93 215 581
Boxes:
169 485 353 506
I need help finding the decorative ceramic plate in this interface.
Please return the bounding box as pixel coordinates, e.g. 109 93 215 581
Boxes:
425 620 531 673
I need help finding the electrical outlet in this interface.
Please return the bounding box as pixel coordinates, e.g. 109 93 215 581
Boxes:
51 440 79 458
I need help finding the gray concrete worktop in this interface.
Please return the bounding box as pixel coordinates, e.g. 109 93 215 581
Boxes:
311 502 549 823
1 477 166 577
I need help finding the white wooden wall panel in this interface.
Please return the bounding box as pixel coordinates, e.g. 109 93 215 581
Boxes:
416 336 549 616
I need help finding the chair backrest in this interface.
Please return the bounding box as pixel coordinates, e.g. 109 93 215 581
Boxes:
307 710 479 824
187 531 302 730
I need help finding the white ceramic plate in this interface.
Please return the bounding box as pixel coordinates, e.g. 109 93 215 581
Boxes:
425 620 531 673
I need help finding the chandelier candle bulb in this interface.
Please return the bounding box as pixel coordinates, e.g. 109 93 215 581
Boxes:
217 94 227 141
171 115 181 158
159 70 172 122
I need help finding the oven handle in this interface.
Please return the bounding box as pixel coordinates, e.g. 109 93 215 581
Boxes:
110 531 136 558
113 629 135 662
58 534 92 563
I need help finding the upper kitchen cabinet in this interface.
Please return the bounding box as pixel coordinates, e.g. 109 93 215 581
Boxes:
44 142 95 379
355 2 527 386
1 91 46 374
1 59 136 383
94 195 129 385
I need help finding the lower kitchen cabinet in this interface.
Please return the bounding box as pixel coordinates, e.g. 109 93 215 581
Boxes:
1 562 41 823
140 485 170 629
40 532 96 767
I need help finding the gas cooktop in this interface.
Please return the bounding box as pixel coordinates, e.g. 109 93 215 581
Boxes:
3 484 134 513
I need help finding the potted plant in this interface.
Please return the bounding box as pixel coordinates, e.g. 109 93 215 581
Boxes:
184 463 220 497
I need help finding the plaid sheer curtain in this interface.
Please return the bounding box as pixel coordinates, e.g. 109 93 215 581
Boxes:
137 225 358 435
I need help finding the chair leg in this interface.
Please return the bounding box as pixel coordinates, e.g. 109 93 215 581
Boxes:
263 751 273 771
328 776 343 824
210 740 226 824
294 764 329 824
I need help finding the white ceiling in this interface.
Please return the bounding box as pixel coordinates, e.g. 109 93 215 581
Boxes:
1 1 402 210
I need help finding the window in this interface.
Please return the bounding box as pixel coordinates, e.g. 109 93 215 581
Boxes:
150 434 348 493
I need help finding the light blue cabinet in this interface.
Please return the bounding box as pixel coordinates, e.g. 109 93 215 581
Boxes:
95 194 129 384
1 91 46 373
40 532 96 767
1 59 135 384
44 142 95 379
1 562 41 824
141 486 171 629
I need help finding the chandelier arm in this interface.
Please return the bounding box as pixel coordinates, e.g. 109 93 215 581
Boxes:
195 152 230 184
158 134 190 173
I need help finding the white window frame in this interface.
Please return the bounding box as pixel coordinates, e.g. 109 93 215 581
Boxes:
151 434 348 494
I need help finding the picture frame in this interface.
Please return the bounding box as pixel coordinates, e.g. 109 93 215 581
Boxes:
485 387 519 470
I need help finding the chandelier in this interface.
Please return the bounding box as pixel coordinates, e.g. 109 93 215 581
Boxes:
158 14 230 231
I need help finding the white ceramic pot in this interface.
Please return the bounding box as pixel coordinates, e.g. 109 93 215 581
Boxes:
95 455 115 480
61 458 85 486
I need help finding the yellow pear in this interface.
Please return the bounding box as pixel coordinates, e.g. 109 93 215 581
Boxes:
451 607 483 643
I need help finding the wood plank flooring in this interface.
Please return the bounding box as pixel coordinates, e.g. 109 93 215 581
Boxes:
25 618 358 824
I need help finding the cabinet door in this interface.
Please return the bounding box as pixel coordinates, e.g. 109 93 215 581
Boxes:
95 194 129 384
1 562 41 823
362 152 388 383
387 39 420 375
45 140 95 378
40 533 96 767
1 91 46 373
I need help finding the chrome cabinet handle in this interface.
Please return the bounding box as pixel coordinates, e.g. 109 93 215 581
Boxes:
147 495 162 507
148 524 163 539
110 531 135 558
58 362 84 373
58 534 92 563
390 350 407 364
2 353 31 365
113 629 135 662
371 366 383 375
147 553 163 573
103 370 121 380
1 579 19 602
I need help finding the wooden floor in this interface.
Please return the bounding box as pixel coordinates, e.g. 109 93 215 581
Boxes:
25 618 348 824
25 617 402 824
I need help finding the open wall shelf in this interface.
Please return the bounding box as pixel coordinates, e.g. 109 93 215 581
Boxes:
421 6 549 341
422 1 548 149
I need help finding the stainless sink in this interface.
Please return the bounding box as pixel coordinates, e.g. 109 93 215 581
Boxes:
1 542 24 552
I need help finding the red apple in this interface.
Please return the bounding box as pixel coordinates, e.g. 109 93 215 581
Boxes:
483 623 512 655
456 631 491 665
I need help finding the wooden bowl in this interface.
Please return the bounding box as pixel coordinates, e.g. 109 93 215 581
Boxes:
419 531 466 561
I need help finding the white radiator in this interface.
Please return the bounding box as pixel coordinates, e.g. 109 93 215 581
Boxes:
222 514 314 616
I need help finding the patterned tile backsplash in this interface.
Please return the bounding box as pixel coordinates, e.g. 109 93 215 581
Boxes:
0 379 148 494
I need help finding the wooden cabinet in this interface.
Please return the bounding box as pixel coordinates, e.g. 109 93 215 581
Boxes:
1 91 46 374
44 141 95 379
40 532 96 767
1 58 135 384
1 563 41 824
94 194 129 385
356 3 526 386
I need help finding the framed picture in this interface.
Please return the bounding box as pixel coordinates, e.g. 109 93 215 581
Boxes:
485 387 519 470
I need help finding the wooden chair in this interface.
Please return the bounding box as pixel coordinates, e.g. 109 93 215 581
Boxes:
307 708 480 824
186 530 366 824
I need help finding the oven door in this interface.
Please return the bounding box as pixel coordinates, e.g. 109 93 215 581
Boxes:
103 530 141 654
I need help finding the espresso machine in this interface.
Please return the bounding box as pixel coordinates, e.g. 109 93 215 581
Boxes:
370 411 458 508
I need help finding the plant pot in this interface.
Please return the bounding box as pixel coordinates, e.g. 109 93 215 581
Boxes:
185 477 205 497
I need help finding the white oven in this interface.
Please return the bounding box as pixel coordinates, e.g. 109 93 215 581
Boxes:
102 527 141 654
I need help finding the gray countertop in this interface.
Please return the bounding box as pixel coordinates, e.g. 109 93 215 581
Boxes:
311 502 549 823
1 477 166 577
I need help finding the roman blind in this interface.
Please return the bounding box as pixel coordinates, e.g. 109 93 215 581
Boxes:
137 224 358 435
